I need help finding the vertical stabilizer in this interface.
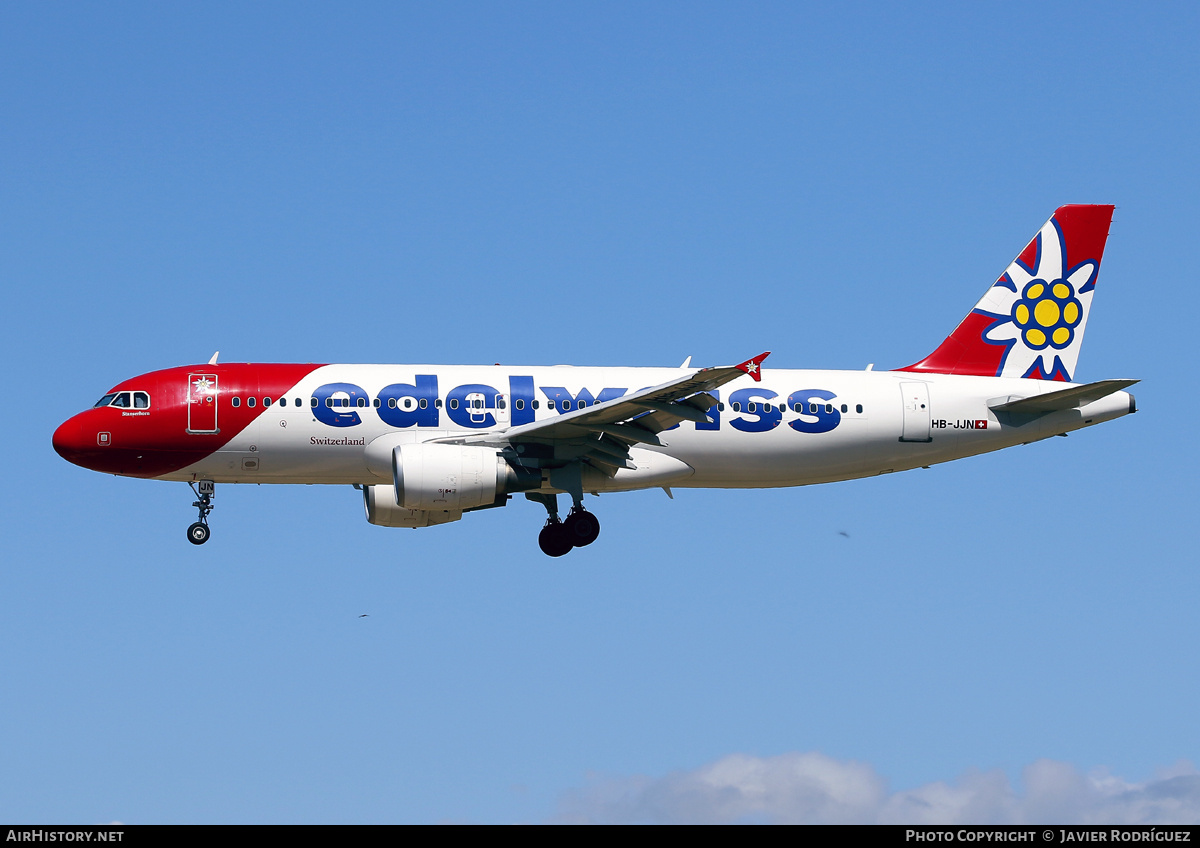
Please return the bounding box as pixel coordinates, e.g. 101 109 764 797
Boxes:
898 205 1114 382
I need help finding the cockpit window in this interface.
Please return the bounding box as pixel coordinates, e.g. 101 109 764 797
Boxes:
94 390 151 409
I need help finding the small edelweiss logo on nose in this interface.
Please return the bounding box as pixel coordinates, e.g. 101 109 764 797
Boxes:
1011 279 1083 350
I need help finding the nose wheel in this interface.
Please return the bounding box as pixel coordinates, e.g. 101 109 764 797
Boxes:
186 480 215 545
187 521 211 545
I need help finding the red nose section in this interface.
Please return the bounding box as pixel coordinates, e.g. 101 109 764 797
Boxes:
52 414 88 465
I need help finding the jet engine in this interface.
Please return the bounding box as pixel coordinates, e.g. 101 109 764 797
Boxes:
364 444 542 527
363 484 462 528
394 444 541 510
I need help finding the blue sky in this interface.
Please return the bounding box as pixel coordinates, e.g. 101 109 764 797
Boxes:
2 1 1198 823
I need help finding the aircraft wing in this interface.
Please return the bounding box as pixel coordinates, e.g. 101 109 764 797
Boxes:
439 352 769 476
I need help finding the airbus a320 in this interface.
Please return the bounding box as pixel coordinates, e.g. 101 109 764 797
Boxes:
53 205 1136 556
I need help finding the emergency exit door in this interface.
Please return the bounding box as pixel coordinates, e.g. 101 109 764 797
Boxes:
899 382 931 443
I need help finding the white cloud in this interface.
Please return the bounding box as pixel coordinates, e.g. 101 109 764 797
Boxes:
554 753 1200 824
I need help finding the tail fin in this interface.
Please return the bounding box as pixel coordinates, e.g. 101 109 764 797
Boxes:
898 204 1115 382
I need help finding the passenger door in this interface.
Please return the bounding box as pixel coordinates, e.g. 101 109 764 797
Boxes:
187 373 219 434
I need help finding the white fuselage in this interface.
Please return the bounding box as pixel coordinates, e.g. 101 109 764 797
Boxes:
160 364 1134 491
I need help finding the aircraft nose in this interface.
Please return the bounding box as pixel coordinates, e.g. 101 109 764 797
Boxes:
52 415 88 464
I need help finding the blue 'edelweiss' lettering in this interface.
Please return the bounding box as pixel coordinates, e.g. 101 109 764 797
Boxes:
729 388 781 432
312 382 367 428
310 378 842 434
787 389 840 434
446 383 499 428
377 376 439 428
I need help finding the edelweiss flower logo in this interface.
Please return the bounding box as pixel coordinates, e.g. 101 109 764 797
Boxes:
193 377 213 394
979 219 1097 381
1012 279 1083 350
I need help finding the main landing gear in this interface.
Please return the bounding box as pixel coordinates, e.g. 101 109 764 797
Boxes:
529 493 601 557
186 480 215 545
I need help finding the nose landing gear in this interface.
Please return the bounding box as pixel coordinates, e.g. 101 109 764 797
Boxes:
186 480 215 545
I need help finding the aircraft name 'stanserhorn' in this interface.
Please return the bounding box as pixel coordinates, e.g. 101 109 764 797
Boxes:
53 205 1136 556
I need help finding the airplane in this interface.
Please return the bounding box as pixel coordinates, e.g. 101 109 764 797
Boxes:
52 205 1137 557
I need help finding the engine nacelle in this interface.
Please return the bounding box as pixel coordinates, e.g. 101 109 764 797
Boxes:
363 484 462 528
393 444 541 511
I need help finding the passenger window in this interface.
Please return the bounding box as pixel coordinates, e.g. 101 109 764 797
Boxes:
435 399 442 408
747 402 757 413
515 399 524 411
419 398 428 409
247 397 256 408
325 398 333 408
134 392 150 409
841 404 848 413
718 403 725 411
825 404 832 413
279 398 287 407
310 397 317 408
577 400 585 410
388 398 397 408
498 399 507 410
532 400 540 409
449 399 458 410
373 398 380 408
856 404 863 413
731 402 741 412
232 397 241 408
547 400 556 410
357 397 366 408
809 403 817 413
263 397 271 407
763 403 772 413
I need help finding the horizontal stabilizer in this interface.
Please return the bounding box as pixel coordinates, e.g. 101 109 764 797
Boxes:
988 379 1138 414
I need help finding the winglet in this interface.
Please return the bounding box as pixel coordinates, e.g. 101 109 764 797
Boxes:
735 352 770 382
208 351 220 366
